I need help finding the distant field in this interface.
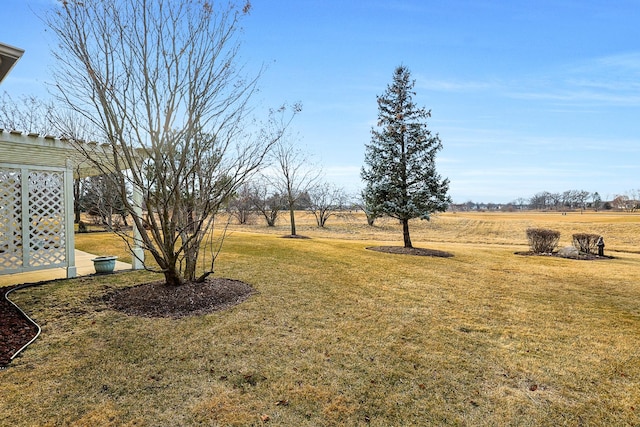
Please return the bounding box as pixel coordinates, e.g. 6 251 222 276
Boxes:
2 211 639 425
228 210 640 254
75 210 640 256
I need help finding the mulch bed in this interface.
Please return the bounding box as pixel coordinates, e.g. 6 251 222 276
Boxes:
0 278 255 368
0 286 39 369
105 277 256 318
367 246 454 258
514 251 614 260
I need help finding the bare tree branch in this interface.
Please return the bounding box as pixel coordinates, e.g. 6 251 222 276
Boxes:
47 0 299 285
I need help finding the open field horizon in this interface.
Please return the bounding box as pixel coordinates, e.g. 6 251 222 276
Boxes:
3 211 639 425
222 210 640 255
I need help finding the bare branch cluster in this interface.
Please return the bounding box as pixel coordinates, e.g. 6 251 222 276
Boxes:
526 228 560 254
267 137 321 236
571 233 601 254
0 92 56 134
307 182 347 228
46 0 297 285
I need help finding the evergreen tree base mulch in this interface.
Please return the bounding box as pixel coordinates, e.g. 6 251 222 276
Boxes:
366 246 453 257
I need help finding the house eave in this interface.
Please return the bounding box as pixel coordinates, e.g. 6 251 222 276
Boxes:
0 42 25 84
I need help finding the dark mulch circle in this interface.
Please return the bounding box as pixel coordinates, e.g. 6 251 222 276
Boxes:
0 278 255 367
106 277 256 318
281 234 311 239
366 246 454 258
514 251 614 260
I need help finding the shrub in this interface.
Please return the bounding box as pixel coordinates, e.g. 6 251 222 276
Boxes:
572 233 601 254
78 221 88 233
526 228 560 253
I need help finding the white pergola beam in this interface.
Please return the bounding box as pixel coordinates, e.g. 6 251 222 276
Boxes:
64 160 77 278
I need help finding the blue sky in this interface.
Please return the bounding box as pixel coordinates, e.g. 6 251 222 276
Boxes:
2 0 639 203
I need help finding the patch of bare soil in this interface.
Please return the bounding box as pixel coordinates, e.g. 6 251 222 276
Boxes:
514 251 614 260
1 286 39 369
106 277 256 318
367 246 454 258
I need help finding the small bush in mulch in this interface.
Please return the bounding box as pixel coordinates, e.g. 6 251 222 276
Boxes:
366 246 453 258
572 233 601 254
106 278 256 318
526 228 560 254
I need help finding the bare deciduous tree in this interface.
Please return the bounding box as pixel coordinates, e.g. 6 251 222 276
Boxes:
612 194 634 211
0 92 56 133
529 192 550 210
248 179 285 227
308 182 346 227
228 183 254 225
269 138 320 236
82 174 130 229
548 192 562 210
574 190 590 211
47 0 298 286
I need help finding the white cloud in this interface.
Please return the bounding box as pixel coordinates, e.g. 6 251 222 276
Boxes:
506 52 640 107
508 88 640 107
590 52 640 72
415 78 497 93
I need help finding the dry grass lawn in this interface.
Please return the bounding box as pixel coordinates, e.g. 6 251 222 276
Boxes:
1 211 639 426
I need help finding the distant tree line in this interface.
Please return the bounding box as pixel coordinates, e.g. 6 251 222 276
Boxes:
226 178 348 229
451 189 640 212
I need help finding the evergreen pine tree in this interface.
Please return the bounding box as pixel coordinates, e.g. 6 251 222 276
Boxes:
361 65 451 248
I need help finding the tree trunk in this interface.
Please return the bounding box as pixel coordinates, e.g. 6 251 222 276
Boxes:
402 218 412 248
366 213 375 226
73 178 81 223
106 206 113 228
163 267 185 286
184 250 198 282
267 211 276 226
289 206 297 236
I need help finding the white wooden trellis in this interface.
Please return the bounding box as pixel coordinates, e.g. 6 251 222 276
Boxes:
0 163 75 277
0 130 144 279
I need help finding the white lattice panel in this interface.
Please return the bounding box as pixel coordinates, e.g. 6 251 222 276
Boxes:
28 171 66 268
0 168 23 270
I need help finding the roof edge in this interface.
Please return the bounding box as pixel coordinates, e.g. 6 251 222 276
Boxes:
0 42 25 85
0 43 25 60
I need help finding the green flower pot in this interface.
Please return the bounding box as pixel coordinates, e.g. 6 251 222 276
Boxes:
92 256 118 274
